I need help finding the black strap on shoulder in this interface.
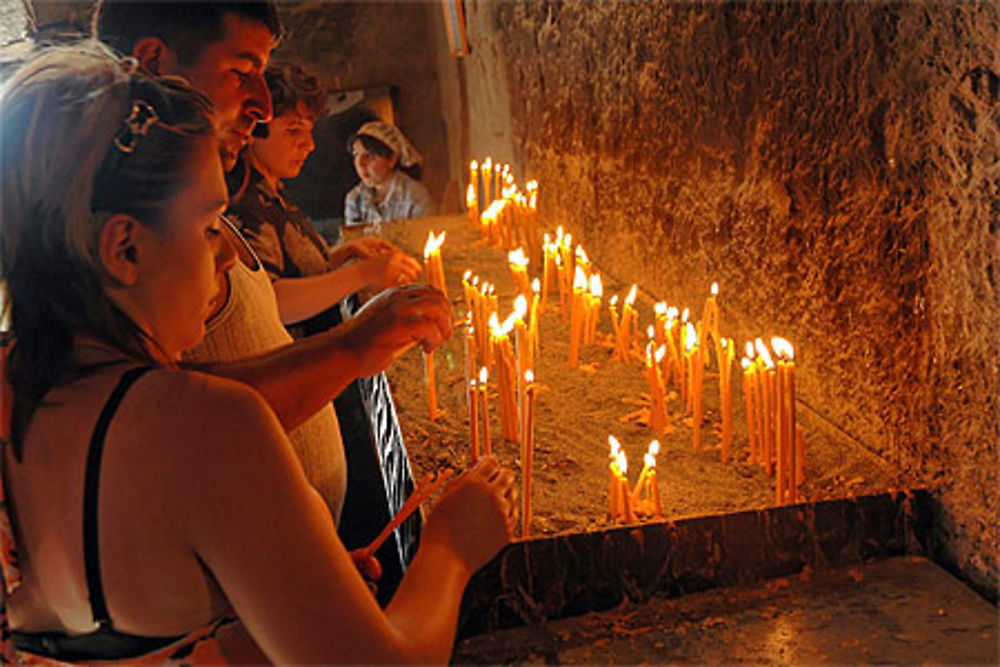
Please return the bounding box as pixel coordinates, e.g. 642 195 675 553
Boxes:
83 366 154 628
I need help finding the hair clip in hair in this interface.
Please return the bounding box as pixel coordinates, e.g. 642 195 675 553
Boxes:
113 100 159 154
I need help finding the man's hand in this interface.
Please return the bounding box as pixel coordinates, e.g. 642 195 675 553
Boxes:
338 284 453 378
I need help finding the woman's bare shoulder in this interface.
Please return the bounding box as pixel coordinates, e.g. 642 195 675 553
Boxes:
118 367 285 458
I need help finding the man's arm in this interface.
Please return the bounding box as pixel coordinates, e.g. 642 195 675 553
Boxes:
191 284 452 431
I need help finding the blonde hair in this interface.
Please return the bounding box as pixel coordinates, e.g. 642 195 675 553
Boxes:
0 41 214 456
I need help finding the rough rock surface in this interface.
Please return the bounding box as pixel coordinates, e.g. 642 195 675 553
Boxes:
454 0 998 600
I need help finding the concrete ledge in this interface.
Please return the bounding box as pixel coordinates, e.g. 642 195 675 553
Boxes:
458 489 931 638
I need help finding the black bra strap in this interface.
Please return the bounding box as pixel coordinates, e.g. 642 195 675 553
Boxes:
83 366 154 628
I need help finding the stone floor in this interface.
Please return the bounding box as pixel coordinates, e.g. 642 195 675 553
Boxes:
454 557 998 664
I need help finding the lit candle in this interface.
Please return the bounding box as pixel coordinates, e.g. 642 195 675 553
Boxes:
686 322 703 450
755 339 775 475
425 349 440 421
508 247 531 302
608 436 622 521
742 356 757 465
630 440 662 518
703 282 720 366
469 159 478 205
463 321 476 404
468 378 479 462
559 233 573 317
720 338 735 463
462 270 474 319
568 265 587 368
646 343 670 435
479 367 491 456
522 369 536 537
746 342 761 465
772 337 796 503
648 447 662 518
466 182 478 228
608 295 621 355
529 279 541 362
541 234 556 312
481 157 491 205
618 450 636 523
422 231 448 299
617 285 638 362
513 296 529 428
587 273 603 345
653 302 667 349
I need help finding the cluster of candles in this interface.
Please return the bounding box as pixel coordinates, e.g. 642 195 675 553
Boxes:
427 177 810 531
467 159 541 262
742 337 804 504
460 267 541 535
607 437 663 522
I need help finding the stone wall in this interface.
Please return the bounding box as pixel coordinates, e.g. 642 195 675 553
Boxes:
448 1 998 598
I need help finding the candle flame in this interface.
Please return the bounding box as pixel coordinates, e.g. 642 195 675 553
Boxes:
617 451 628 475
532 278 541 293
463 269 472 281
711 281 719 296
471 275 479 287
625 285 637 305
771 337 794 360
741 357 752 370
575 246 589 264
466 184 475 204
573 265 588 290
608 435 621 458
755 338 775 368
746 341 755 358
483 157 492 170
508 247 529 267
655 301 667 315
667 306 679 320
648 440 660 456
525 369 534 383
685 322 698 351
488 312 500 332
610 295 619 307
647 325 655 340
423 230 446 257
514 294 528 318
544 233 551 245
486 283 495 295
644 452 656 468
563 233 573 249
556 226 564 240
501 313 517 334
681 308 689 322
590 273 603 296
470 159 478 170
526 179 538 192
655 345 666 363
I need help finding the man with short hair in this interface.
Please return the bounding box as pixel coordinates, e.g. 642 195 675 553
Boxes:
93 0 446 600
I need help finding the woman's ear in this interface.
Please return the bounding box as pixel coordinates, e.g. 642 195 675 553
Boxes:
389 153 400 170
98 214 145 286
132 37 178 77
